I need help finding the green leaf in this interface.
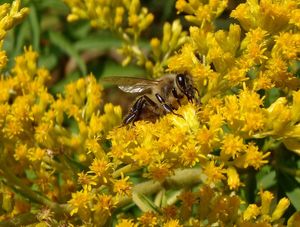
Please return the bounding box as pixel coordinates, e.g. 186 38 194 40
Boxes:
49 31 87 75
38 53 57 70
30 0 68 13
283 139 300 156
265 88 281 107
132 192 160 213
28 3 40 51
166 189 183 206
49 71 80 94
74 33 121 51
15 20 31 54
100 60 146 78
25 169 37 180
68 22 91 40
256 166 276 189
278 172 300 210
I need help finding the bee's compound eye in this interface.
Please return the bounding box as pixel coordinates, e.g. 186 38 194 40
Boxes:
176 74 186 88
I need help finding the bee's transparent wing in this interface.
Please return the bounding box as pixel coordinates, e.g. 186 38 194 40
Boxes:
101 76 159 93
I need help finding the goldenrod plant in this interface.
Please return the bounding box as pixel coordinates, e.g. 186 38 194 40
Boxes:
0 0 299 226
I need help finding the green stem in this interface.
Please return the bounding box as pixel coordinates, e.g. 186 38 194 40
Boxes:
0 212 37 227
117 168 202 208
245 168 256 204
0 162 66 214
278 165 300 177
112 164 141 178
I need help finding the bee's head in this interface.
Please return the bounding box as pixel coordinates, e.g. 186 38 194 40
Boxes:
176 73 198 102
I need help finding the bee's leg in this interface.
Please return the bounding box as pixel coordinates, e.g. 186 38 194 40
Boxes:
142 95 157 107
172 88 183 106
193 87 201 104
155 93 183 118
123 96 146 125
123 95 157 125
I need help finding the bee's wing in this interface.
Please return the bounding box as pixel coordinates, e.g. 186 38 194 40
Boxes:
101 76 159 93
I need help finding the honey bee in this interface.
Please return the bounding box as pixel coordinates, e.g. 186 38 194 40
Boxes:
102 73 198 125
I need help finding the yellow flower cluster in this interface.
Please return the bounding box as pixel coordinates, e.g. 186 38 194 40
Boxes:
0 0 29 70
114 188 297 226
0 46 122 223
0 0 299 226
176 0 228 30
64 0 189 77
169 1 300 95
108 101 269 187
64 0 156 70
65 0 153 33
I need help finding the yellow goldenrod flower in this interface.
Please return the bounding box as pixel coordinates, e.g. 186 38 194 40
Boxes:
226 166 242 190
85 137 104 157
0 103 10 127
221 95 240 126
77 172 97 188
3 115 24 139
203 161 226 185
168 43 196 73
180 140 204 167
175 0 227 30
1 0 299 225
290 8 300 28
163 219 183 227
208 195 240 224
239 85 264 110
291 90 300 123
243 204 261 221
137 212 158 227
147 162 173 182
116 219 138 227
265 97 292 133
178 191 196 209
88 158 112 184
271 197 290 222
265 57 298 89
162 205 178 220
169 103 199 132
0 42 7 69
231 0 298 33
92 194 117 216
13 143 28 161
272 32 300 61
242 111 266 135
254 71 274 90
34 122 55 148
132 145 156 167
27 147 46 162
287 211 300 226
240 28 269 65
221 134 246 159
235 143 270 169
260 190 274 215
113 173 132 197
196 126 218 154
98 103 122 133
68 186 93 216
0 0 29 41
114 6 125 26
84 75 103 120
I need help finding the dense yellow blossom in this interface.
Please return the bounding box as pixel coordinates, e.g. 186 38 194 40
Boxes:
68 186 93 216
116 219 138 227
138 212 158 227
231 0 298 33
0 0 299 226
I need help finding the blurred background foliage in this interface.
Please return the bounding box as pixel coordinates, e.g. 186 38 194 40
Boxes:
1 0 243 110
0 0 300 222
